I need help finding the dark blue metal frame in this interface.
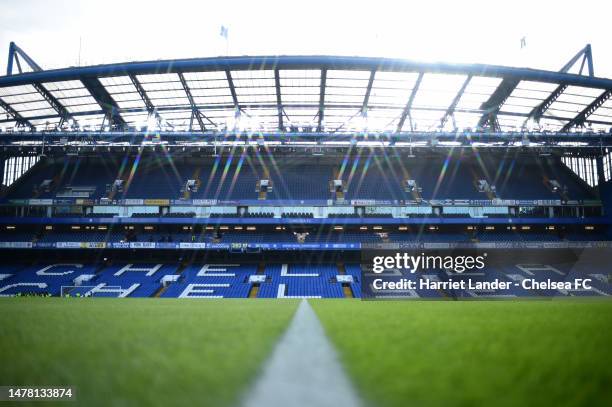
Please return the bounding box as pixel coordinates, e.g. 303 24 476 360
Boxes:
4 55 612 89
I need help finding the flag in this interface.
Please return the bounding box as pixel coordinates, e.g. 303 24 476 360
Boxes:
220 26 229 40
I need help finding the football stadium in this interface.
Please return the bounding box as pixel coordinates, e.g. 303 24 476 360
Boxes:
1 10 612 405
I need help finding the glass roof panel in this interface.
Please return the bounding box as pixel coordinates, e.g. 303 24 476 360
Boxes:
279 69 321 106
497 114 526 131
1 92 45 104
146 90 188 100
49 88 91 99
29 117 61 127
501 80 559 114
116 101 147 110
42 80 85 91
501 96 541 114
192 96 234 105
102 85 138 95
589 103 612 122
199 109 238 128
238 96 277 104
20 108 57 118
280 69 320 84
546 102 584 119
0 84 40 97
136 73 180 83
120 112 151 125
183 71 226 80
236 87 276 104
104 91 138 102
158 110 192 119
406 109 446 131
230 70 274 79
184 79 228 89
157 110 196 130
455 76 502 109
234 87 276 96
12 100 53 112
364 108 402 131
0 106 9 122
537 117 566 131
284 108 319 126
99 76 133 86
322 108 361 130
515 80 559 92
452 112 483 130
327 70 371 80
58 96 98 106
190 88 231 97
75 114 105 126
368 72 419 107
100 78 144 109
325 70 370 105
411 73 468 110
544 86 603 121
141 81 185 92
65 104 101 113
281 93 320 104
562 85 603 98
240 108 279 130
232 78 276 88
325 90 367 104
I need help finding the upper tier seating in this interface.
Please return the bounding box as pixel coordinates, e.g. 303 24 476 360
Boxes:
6 155 596 201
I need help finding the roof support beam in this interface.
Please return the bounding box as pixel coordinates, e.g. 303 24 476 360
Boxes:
81 77 126 129
13 53 23 74
560 44 594 77
522 45 598 129
225 70 241 129
361 70 376 112
274 68 283 130
6 42 42 76
129 74 164 127
32 83 76 128
129 75 155 113
225 70 239 109
0 97 32 128
523 84 567 129
178 72 206 131
397 72 423 132
5 43 74 129
317 69 327 132
477 78 520 131
440 75 471 129
561 89 612 132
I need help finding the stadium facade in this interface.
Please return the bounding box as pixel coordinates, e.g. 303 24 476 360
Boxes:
1 42 612 299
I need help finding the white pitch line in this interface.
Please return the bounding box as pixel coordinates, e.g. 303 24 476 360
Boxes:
242 299 363 407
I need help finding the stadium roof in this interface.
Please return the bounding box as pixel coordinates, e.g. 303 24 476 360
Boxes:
1 42 612 134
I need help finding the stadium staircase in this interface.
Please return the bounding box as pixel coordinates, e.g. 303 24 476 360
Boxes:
248 263 266 298
182 168 201 200
107 172 129 201
154 262 188 297
337 262 354 298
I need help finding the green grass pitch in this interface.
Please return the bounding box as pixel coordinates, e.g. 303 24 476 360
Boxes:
1 298 611 407
311 299 612 407
0 298 299 407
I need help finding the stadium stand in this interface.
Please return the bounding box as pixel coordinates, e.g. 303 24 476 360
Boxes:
0 51 611 299
4 155 597 201
3 260 610 298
